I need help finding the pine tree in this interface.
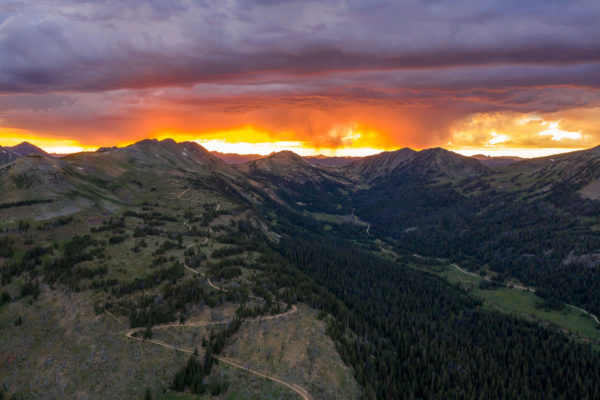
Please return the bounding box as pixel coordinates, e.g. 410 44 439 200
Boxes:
143 324 152 339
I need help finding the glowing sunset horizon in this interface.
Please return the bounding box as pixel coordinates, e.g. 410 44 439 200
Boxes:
1 1 599 159
0 133 588 160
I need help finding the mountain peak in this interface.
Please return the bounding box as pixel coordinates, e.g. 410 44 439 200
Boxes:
266 150 306 164
423 146 445 152
237 150 309 174
419 147 459 157
0 141 49 165
410 147 487 178
9 141 49 157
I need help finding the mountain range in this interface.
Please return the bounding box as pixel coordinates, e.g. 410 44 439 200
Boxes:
3 138 600 399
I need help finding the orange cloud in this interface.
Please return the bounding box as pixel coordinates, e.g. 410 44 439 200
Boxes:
2 88 600 158
449 110 596 148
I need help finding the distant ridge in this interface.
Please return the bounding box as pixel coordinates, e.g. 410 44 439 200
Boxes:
471 154 524 167
9 142 49 157
236 150 313 175
211 152 264 164
346 147 487 182
305 155 361 167
0 142 49 165
212 151 361 167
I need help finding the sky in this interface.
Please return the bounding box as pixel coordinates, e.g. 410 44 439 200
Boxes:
1 0 600 157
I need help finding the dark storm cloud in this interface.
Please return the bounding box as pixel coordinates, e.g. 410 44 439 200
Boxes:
1 0 600 93
2 0 600 151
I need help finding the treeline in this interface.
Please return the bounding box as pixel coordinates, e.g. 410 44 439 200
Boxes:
0 198 52 209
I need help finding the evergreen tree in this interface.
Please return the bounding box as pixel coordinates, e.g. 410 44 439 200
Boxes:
143 325 152 339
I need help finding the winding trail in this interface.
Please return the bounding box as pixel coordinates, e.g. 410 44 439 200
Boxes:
123 240 311 400
451 263 600 325
182 254 225 294
125 305 298 338
176 188 190 200
182 244 231 294
207 277 225 292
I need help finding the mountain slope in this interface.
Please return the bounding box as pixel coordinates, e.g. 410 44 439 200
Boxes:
493 146 600 199
0 139 263 222
406 148 488 179
211 152 264 164
346 147 487 183
212 152 362 167
0 140 358 399
0 147 20 165
345 148 416 181
237 151 354 213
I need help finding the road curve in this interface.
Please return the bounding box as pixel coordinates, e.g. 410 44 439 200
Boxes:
126 333 311 400
124 240 311 399
182 258 229 293
124 304 307 399
182 248 232 294
176 188 190 200
125 304 298 339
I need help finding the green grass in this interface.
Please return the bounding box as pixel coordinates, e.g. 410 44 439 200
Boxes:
438 264 600 343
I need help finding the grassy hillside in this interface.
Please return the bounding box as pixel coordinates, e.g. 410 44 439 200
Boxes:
0 142 360 399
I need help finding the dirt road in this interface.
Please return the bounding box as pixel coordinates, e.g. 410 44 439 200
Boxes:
123 239 311 399
124 302 306 399
126 332 311 400
451 263 600 325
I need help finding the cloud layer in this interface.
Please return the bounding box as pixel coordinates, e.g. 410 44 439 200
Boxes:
1 0 600 152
